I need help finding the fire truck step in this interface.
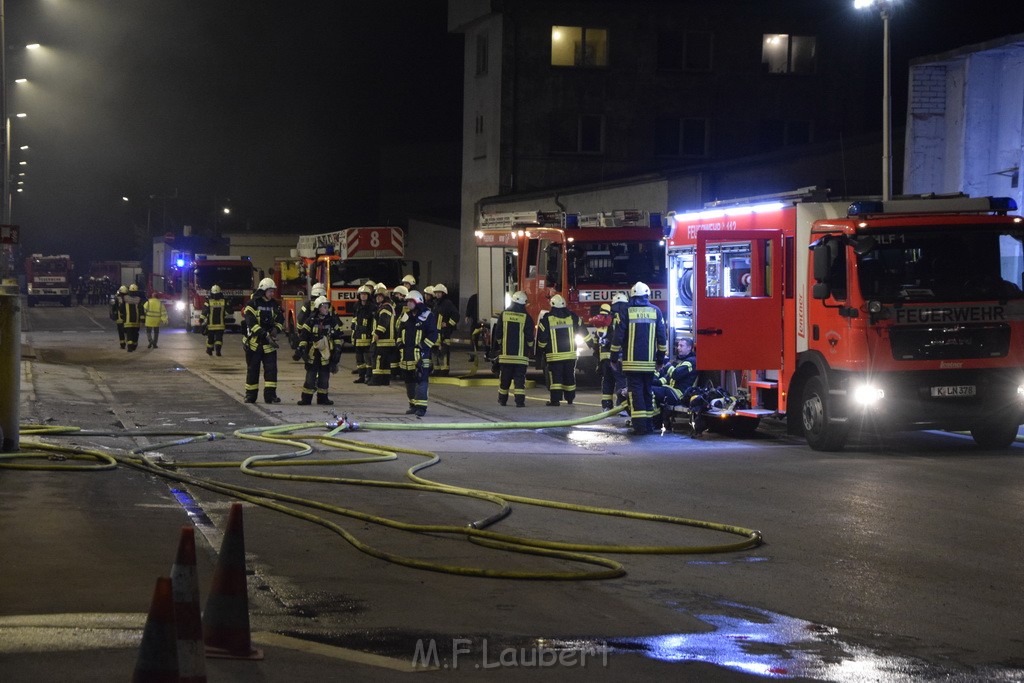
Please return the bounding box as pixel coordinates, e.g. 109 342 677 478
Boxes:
747 380 778 390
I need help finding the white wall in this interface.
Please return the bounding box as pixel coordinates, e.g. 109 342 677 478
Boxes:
223 232 298 277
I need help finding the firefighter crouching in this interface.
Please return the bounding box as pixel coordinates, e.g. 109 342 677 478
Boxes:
119 284 146 353
651 338 698 429
398 290 438 417
369 284 397 386
201 284 228 356
243 277 285 404
351 284 375 383
492 290 534 408
610 281 668 435
111 285 128 349
432 283 459 375
536 294 591 406
296 295 343 405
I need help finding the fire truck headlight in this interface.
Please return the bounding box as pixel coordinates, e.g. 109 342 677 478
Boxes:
175 301 186 312
852 384 885 406
575 334 585 355
867 300 883 314
1017 385 1024 401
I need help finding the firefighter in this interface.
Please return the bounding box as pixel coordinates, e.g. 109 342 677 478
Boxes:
610 281 668 435
669 337 698 390
601 293 630 410
390 285 409 378
651 337 698 430
119 284 146 353
536 294 591 406
368 285 397 386
351 284 375 383
401 274 417 289
491 290 534 407
294 283 328 344
398 290 438 417
422 285 436 312
111 285 128 349
142 292 169 349
201 284 228 356
243 277 285 403
296 295 343 405
432 283 459 375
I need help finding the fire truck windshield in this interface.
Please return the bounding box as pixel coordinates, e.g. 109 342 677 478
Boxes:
196 266 253 290
857 228 1024 303
568 241 665 285
32 259 70 274
329 259 414 287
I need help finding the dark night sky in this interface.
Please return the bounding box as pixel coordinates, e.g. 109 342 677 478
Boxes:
6 1 1024 266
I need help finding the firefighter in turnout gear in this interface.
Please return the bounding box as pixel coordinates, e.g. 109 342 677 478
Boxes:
491 290 535 408
296 296 343 405
601 293 630 410
398 290 438 417
536 294 591 406
369 285 397 385
111 285 128 349
142 292 168 348
201 284 229 356
401 274 417 289
243 277 285 403
351 284 375 383
390 285 409 377
119 284 146 352
651 338 698 429
432 283 459 375
293 283 327 348
610 281 668 435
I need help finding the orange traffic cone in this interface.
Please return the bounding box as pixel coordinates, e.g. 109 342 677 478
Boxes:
202 502 264 659
131 577 179 683
171 526 207 682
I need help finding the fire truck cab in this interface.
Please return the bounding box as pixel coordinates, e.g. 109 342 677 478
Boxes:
665 189 1024 450
475 210 666 370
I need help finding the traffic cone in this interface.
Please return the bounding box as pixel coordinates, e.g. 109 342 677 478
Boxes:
170 526 207 682
202 502 264 659
131 577 179 683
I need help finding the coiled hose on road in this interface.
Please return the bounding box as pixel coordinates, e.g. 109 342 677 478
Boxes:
3 410 763 580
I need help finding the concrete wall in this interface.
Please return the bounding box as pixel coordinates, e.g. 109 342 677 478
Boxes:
223 232 299 278
406 218 460 296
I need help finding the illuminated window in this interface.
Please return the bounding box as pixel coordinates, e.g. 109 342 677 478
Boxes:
551 114 604 153
762 34 816 74
551 26 608 67
654 117 708 157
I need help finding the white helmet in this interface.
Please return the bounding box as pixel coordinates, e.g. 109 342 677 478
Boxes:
118 285 128 294
392 285 409 298
406 290 424 304
423 285 435 296
511 290 528 305
375 286 389 297
550 294 567 308
258 277 276 291
313 295 329 309
630 281 651 297
433 283 448 295
611 292 628 304
210 284 221 294
357 284 373 295
310 283 327 297
401 274 417 286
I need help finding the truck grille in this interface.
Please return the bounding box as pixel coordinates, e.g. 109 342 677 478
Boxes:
889 324 1010 360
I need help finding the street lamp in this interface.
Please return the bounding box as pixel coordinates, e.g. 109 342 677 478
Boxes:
854 0 896 202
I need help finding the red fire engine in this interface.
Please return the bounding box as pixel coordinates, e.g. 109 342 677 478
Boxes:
665 189 1024 450
24 254 74 307
475 210 666 368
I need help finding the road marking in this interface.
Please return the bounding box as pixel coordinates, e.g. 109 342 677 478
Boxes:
252 631 434 672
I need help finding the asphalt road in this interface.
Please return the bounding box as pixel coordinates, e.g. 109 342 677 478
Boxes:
3 304 1024 682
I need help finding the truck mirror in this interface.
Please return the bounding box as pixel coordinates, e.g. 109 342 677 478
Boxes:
812 282 831 300
812 242 832 281
852 236 877 256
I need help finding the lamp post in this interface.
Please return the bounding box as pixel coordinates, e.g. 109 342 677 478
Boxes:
855 0 895 202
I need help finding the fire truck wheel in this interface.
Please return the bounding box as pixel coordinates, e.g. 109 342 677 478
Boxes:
801 375 848 451
970 419 1021 449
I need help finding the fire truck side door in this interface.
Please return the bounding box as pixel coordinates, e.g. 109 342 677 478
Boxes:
695 229 783 370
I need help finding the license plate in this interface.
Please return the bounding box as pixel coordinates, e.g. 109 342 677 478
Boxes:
930 385 976 397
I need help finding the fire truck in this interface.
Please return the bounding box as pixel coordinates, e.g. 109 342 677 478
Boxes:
184 255 256 332
474 210 666 369
664 188 1024 450
292 227 418 342
24 254 74 307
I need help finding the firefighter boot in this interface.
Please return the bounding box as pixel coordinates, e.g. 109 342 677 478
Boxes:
317 394 334 406
297 394 312 406
206 347 213 356
244 391 258 403
215 347 222 356
264 389 282 404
